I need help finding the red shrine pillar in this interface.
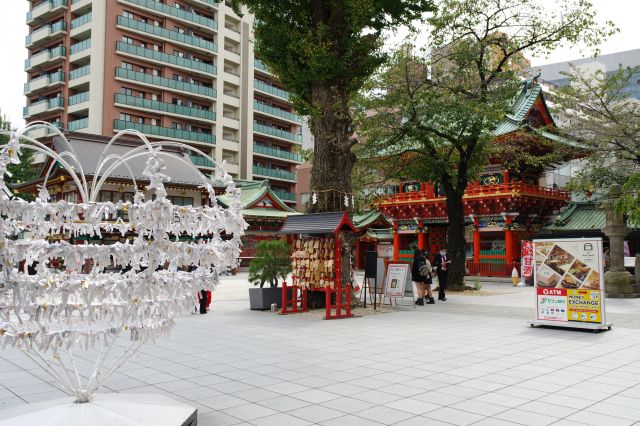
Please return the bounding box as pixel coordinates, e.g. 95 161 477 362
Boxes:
393 222 400 261
472 217 481 262
417 221 426 251
504 216 514 265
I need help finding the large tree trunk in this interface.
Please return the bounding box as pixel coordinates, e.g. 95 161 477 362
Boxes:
307 85 355 214
307 85 356 295
443 182 467 290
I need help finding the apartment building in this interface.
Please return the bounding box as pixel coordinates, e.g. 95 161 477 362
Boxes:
23 0 302 205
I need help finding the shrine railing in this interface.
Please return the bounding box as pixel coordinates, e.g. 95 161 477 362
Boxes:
377 182 569 204
466 261 521 278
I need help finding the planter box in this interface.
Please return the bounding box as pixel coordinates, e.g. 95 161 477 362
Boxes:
249 287 292 310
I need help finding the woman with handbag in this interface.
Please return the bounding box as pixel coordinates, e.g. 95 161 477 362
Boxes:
420 250 436 304
411 248 426 305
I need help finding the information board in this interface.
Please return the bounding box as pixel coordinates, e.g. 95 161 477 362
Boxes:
384 263 409 297
532 238 610 330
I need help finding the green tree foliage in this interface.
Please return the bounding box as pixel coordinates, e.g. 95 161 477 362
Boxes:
555 66 640 223
0 114 36 199
248 239 292 288
357 0 614 288
229 0 435 213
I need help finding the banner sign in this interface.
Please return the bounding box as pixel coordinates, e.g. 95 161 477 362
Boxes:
533 238 608 329
521 240 534 278
384 263 409 298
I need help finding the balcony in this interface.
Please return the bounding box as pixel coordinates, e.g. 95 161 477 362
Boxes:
26 21 67 47
24 71 65 95
25 45 66 71
69 91 89 114
23 97 65 118
71 0 92 12
114 119 215 144
26 121 64 139
253 166 296 182
254 59 271 74
119 0 218 31
190 155 214 168
273 190 296 202
114 93 216 123
70 39 91 56
253 101 301 124
68 117 89 131
253 122 301 143
27 0 66 24
115 68 215 100
71 12 92 29
253 79 290 101
70 64 90 80
116 41 216 77
253 144 302 163
117 16 217 54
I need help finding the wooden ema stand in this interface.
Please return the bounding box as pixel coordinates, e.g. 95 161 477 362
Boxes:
281 238 353 320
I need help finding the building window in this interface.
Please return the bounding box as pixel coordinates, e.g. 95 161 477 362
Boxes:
152 69 160 76
151 93 159 101
172 122 183 130
151 118 158 126
138 117 145 124
168 196 193 206
120 87 133 96
174 50 185 58
173 74 184 82
122 11 134 19
122 61 134 70
172 98 184 106
120 113 132 122
175 26 185 34
122 36 134 44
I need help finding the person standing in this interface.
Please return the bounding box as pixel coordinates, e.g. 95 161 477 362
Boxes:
411 248 426 305
421 250 436 304
434 248 449 301
198 289 208 314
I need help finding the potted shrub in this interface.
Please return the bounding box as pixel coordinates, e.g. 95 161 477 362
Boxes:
248 239 292 310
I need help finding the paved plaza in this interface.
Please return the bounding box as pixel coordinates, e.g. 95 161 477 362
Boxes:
1 274 640 425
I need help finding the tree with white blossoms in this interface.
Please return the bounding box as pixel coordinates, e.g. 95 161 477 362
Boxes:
0 122 247 403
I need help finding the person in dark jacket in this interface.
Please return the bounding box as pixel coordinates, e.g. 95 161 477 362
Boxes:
198 289 208 314
411 248 426 305
421 250 435 304
433 248 450 301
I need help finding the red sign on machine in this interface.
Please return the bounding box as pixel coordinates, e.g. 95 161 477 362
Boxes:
521 240 534 278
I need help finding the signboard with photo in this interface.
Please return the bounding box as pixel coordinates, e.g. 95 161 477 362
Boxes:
532 238 610 330
384 264 409 298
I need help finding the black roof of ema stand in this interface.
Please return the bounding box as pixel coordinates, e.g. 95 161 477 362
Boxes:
279 212 358 235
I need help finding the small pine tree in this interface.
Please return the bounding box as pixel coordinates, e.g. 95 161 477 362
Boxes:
248 239 292 288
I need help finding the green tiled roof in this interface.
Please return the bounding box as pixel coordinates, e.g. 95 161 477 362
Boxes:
353 210 390 229
544 202 605 231
363 228 394 241
241 208 300 218
494 78 547 137
217 180 295 212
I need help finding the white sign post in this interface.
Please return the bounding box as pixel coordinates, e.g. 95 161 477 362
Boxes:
531 238 612 331
383 263 414 309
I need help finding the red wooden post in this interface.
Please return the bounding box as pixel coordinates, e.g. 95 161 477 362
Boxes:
417 221 426 251
392 223 400 261
473 217 481 262
281 281 288 314
505 216 514 265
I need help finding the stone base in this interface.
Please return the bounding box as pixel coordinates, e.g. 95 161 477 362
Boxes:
607 292 640 298
0 393 197 426
605 270 638 298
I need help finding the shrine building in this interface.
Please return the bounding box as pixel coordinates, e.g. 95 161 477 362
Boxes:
374 77 572 277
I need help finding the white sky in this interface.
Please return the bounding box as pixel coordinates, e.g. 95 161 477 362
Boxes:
1 1 639 128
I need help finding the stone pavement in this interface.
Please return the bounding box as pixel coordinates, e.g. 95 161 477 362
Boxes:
1 273 640 425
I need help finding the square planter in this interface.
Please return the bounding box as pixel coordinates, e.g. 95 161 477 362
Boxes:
249 287 292 310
